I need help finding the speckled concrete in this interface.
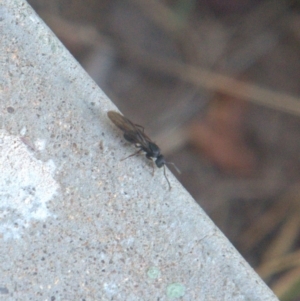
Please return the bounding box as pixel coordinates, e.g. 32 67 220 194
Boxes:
0 1 279 300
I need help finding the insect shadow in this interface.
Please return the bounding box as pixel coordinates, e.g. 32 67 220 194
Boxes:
107 111 180 190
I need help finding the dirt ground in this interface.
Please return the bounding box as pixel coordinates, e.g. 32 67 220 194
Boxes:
27 0 300 299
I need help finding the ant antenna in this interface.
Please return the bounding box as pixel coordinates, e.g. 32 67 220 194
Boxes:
166 161 181 174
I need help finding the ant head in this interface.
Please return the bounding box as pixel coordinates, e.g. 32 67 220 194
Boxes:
155 155 166 168
155 156 181 174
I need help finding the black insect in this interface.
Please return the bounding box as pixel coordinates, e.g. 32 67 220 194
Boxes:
107 110 179 190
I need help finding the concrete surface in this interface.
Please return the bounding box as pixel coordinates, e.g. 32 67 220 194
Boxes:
0 1 279 300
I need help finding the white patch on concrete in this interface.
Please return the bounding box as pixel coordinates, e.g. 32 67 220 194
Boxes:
103 282 118 298
20 126 27 136
34 138 46 151
0 130 59 239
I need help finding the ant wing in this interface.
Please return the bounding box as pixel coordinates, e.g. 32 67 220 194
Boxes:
108 111 137 132
107 111 150 149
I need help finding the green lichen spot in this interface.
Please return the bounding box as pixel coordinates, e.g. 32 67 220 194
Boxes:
147 267 161 279
166 283 185 298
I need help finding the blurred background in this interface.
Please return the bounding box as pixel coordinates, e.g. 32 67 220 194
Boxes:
26 0 300 299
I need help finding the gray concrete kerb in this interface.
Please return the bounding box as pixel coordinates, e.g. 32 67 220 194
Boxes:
0 1 279 300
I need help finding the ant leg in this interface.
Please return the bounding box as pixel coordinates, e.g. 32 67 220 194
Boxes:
150 160 155 176
121 149 143 161
135 124 145 132
145 154 155 176
163 165 171 190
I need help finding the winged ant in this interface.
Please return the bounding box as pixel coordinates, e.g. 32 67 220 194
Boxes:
107 111 180 190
